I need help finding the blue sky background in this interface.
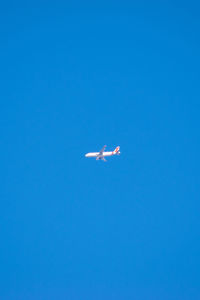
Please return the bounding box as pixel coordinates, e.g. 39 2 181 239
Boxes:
1 1 200 299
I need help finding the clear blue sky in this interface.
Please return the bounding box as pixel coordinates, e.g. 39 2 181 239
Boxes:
1 1 200 299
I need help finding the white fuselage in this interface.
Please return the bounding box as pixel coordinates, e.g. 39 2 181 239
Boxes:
85 151 114 158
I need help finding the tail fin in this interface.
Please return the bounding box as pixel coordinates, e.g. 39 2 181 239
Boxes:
113 146 120 154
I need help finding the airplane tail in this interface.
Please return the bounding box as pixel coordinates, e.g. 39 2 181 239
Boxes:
113 146 120 154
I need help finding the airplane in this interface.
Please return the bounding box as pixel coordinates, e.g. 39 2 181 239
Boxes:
85 145 120 161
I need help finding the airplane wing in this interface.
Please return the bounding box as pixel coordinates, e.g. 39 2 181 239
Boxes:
96 156 107 162
99 145 106 155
